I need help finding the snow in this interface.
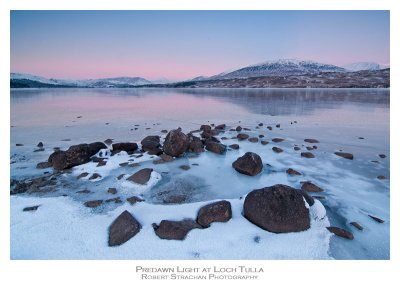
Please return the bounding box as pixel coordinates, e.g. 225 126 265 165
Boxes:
10 194 331 260
342 62 386 72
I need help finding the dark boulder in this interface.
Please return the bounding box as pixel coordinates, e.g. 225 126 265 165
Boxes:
23 205 40 212
261 140 269 145
272 147 283 153
108 210 141 246
304 139 319 143
141 135 162 155
37 142 44 148
154 219 201 240
301 152 315 158
232 152 263 176
326 226 354 240
84 200 103 208
368 215 385 223
237 133 249 140
200 124 211 132
229 144 239 150
286 168 301 175
197 200 232 227
36 161 52 169
50 151 68 170
350 222 363 231
205 141 226 154
107 187 117 194
127 168 153 185
248 137 259 143
272 138 284 143
334 152 354 160
187 134 204 153
236 126 242 132
127 196 145 205
301 181 323 193
112 142 138 154
215 124 226 130
88 142 107 156
163 129 189 157
243 184 310 233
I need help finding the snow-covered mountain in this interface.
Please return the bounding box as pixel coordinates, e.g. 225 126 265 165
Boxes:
208 59 346 80
10 73 152 88
342 62 389 72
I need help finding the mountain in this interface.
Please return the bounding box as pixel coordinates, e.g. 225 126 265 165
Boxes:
208 59 346 80
10 73 152 88
342 62 389 72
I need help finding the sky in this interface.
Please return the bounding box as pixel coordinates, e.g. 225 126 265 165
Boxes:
10 10 390 81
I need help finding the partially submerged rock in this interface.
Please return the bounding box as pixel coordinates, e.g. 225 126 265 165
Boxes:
334 152 354 160
36 161 52 169
163 129 189 157
301 152 315 158
326 226 354 240
187 134 204 153
350 222 363 231
301 181 323 193
153 219 201 240
141 135 162 155
112 142 138 154
84 200 103 208
229 144 239 150
304 139 319 143
243 184 310 233
286 168 301 175
237 133 249 140
127 168 153 185
232 152 263 176
196 200 232 228
368 214 385 223
127 196 145 205
205 141 226 154
272 138 284 143
272 147 283 153
23 205 40 212
108 210 141 246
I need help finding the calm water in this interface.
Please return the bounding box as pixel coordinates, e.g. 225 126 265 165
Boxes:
10 88 390 259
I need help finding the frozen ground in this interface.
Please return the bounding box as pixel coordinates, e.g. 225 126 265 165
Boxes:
10 88 390 259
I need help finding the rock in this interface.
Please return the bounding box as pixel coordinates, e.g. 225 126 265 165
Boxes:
350 222 363 231
154 219 201 240
294 146 301 151
36 161 52 169
119 162 129 167
267 126 272 130
248 137 259 143
368 215 385 223
16 143 24 146
377 175 386 180
112 142 138 154
236 126 242 132
229 144 239 150
187 134 204 153
88 173 102 180
306 146 314 151
161 129 168 133
304 139 319 143
301 191 315 206
326 227 354 240
261 140 269 145
196 200 232 227
163 129 189 157
37 142 44 148
237 133 249 140
127 168 153 185
179 165 191 171
77 189 91 194
201 129 219 139
34 148 45 152
301 152 315 158
97 160 107 167
163 194 187 204
127 196 145 205
141 135 162 155
105 197 122 204
107 187 117 194
301 181 323 192
272 147 283 153
84 200 103 208
104 138 113 145
232 152 263 176
205 141 226 154
243 184 310 233
334 152 354 160
200 124 211 132
276 124 281 128
23 205 40 212
117 174 125 180
108 210 141 246
159 154 174 162
272 138 284 142
49 151 68 170
258 123 263 126
286 168 301 175
215 124 226 130
88 142 107 156
379 154 386 158
77 172 89 179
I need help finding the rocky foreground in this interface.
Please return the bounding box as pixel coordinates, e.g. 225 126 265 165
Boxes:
11 123 387 248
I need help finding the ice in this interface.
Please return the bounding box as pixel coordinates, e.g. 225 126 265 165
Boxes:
10 88 390 259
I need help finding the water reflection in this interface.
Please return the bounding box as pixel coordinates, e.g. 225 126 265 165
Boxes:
11 88 389 118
